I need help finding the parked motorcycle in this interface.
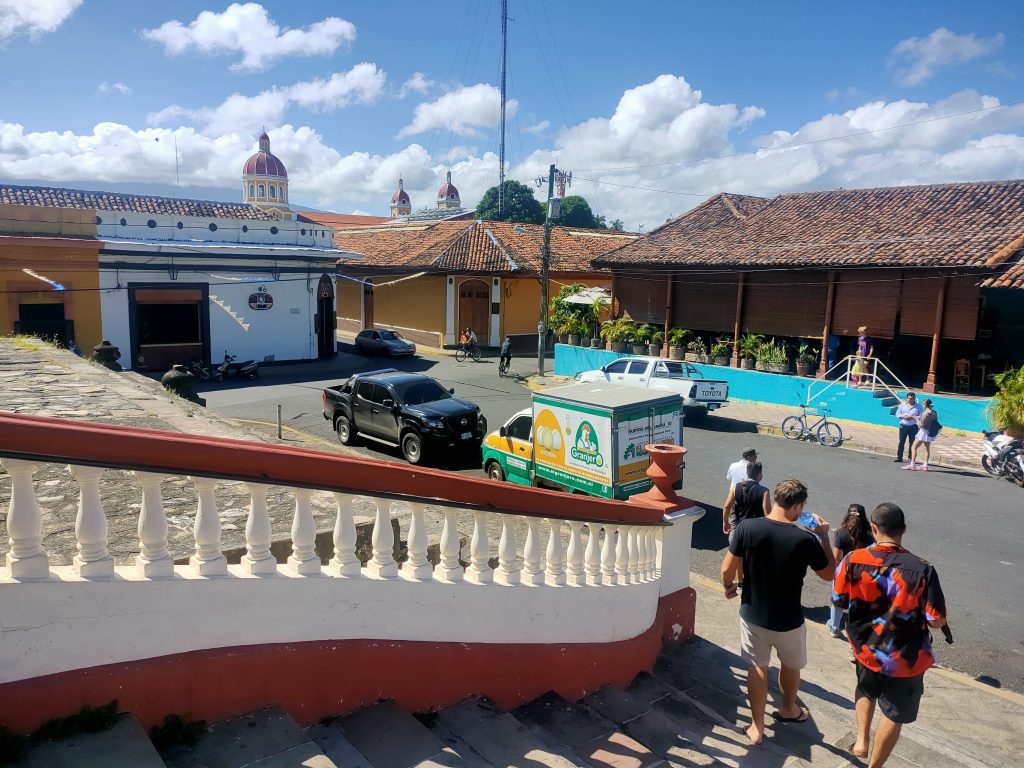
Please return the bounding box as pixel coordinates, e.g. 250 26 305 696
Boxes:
186 359 212 381
981 430 1024 487
214 352 258 382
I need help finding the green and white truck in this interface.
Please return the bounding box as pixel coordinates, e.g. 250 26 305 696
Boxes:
481 382 683 500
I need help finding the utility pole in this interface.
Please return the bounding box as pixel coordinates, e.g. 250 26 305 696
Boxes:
537 163 557 377
498 0 508 217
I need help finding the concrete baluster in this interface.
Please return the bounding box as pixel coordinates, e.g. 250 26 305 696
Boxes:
615 525 630 585
404 502 433 580
524 517 545 585
636 526 649 581
190 476 227 576
495 514 520 585
646 528 658 578
566 521 585 586
2 459 49 580
134 471 172 578
545 519 566 586
436 508 463 582
68 465 114 579
366 500 397 578
627 527 640 582
465 510 493 584
328 493 361 576
601 525 617 585
240 482 275 575
287 488 320 575
650 528 661 577
585 522 603 585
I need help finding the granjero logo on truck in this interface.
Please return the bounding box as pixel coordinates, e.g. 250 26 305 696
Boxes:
570 421 604 467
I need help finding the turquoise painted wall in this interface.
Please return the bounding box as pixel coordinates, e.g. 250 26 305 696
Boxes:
553 344 992 434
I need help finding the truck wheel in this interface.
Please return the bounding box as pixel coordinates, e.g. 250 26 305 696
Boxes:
401 431 424 465
486 461 506 482
336 416 356 445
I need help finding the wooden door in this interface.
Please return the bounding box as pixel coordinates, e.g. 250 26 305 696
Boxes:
458 279 490 346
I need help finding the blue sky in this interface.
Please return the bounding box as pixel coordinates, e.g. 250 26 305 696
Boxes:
1 0 1022 229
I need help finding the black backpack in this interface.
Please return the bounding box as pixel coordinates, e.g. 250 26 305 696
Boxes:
734 480 766 523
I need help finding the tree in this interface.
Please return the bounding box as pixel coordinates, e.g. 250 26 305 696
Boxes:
608 218 625 231
557 195 600 228
475 180 544 224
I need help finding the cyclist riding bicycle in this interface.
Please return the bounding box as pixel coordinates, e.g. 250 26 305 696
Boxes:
499 335 512 372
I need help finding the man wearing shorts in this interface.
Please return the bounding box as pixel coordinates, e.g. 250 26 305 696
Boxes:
721 479 835 745
832 503 947 768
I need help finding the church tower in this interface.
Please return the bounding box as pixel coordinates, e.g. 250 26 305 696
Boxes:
436 170 461 210
242 130 292 219
390 177 412 218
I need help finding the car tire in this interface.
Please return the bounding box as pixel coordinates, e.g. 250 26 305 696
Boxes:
336 416 356 445
486 461 506 482
401 431 424 465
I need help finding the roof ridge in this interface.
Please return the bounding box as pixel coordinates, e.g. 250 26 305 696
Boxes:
774 178 1024 199
0 182 262 210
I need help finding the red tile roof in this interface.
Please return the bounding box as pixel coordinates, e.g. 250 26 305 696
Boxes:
597 180 1024 277
299 212 391 228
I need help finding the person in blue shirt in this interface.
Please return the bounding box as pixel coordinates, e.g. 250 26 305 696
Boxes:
893 392 923 464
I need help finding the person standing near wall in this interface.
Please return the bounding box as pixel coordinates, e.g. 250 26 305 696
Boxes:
894 393 923 464
904 399 938 471
852 326 874 387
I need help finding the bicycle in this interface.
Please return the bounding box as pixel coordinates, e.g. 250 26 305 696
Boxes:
781 403 844 447
498 356 511 376
455 342 482 363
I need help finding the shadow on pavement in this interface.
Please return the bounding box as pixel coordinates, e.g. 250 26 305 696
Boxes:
700 414 759 434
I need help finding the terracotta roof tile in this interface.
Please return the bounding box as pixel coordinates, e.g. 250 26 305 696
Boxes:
299 212 391 228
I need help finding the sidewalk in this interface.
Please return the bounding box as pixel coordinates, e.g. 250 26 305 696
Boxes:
526 375 984 471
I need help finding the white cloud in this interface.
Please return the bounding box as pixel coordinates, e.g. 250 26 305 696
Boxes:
524 120 550 135
147 63 386 136
888 28 1005 86
399 72 434 98
0 0 81 41
398 83 518 138
98 81 132 96
143 2 356 72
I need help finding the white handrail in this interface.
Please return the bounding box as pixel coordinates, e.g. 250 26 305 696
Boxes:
807 354 910 409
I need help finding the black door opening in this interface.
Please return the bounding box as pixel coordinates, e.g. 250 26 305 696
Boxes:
316 275 336 358
16 303 68 345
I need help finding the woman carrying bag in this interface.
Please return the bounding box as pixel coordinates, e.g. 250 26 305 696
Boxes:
904 398 940 471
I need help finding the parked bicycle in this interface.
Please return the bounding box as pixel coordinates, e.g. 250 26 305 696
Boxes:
455 342 482 363
781 403 844 447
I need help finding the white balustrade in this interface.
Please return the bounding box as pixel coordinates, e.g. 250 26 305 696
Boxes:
365 500 397 578
601 525 617 585
2 459 49 580
328 493 361 577
465 511 493 584
287 488 320 575
240 483 275 575
523 518 544 585
403 502 432 580
627 527 641 583
134 472 172 578
566 521 585 586
69 465 113 579
636 526 649 581
495 514 520 585
615 525 630 585
545 519 566 586
645 528 657 579
436 508 462 582
585 523 602 586
189 476 227 576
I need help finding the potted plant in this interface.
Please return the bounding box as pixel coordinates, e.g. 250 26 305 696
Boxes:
685 337 707 363
590 297 605 348
710 342 730 366
566 317 584 347
796 343 819 377
738 332 763 370
601 318 633 353
761 340 790 373
668 329 690 360
633 323 656 355
989 366 1024 439
649 331 664 357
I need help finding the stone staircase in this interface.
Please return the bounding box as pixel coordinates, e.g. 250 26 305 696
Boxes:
13 639 1012 768
871 387 902 417
208 293 251 332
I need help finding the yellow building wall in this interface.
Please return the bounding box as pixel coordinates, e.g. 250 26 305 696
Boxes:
336 276 362 322
501 276 606 337
373 274 446 334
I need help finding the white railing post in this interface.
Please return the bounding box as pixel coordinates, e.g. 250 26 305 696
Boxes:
585 523 602 586
2 459 49 580
365 501 397 578
465 510 493 584
240 482 275 576
328 493 361 577
636 526 649 581
545 519 566 586
566 521 585 586
69 465 114 579
627 527 640 582
436 508 463 582
134 471 173 578
601 525 617 585
495 514 520 585
615 525 630 585
404 502 433 580
523 517 545 585
287 487 320 575
646 528 658 578
190 476 227 577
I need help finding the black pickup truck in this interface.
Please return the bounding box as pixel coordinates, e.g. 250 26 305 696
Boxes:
323 369 487 465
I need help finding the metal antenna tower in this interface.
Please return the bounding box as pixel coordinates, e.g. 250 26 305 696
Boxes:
498 0 508 216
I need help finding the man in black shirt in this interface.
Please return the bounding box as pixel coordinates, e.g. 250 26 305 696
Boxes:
721 479 836 745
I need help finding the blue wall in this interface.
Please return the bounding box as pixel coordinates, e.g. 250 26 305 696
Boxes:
553 344 992 433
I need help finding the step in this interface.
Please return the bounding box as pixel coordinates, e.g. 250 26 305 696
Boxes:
435 697 579 768
879 396 900 408
161 706 337 768
512 691 665 768
306 722 374 768
337 701 468 768
15 713 167 768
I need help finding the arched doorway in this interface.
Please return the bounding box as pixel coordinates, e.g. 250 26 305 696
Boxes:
316 274 336 358
458 279 490 346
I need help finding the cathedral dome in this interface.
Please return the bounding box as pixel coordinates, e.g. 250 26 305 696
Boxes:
243 131 287 179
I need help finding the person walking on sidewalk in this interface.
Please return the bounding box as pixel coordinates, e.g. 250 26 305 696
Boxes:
722 461 770 543
832 503 947 767
893 393 922 463
721 479 836 745
726 447 758 487
825 504 873 639
904 399 938 471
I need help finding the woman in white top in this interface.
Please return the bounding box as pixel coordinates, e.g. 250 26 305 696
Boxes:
904 399 937 471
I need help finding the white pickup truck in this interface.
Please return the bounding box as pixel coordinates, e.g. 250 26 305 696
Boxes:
575 357 729 420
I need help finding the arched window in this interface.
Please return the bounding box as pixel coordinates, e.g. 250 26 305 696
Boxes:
248 183 255 197
258 184 265 197
281 186 286 201
269 184 276 199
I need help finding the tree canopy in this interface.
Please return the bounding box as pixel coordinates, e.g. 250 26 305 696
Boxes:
475 180 544 224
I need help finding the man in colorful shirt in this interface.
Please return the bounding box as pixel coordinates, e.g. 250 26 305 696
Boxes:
832 503 947 768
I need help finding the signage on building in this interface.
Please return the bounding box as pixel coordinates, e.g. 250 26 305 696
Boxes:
248 285 274 310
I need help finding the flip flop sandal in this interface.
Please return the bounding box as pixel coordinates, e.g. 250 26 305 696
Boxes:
771 707 810 723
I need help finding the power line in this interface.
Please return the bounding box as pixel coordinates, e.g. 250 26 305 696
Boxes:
574 176 709 197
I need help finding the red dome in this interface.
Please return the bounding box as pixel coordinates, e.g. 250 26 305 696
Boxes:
243 151 287 178
391 188 410 204
437 171 459 200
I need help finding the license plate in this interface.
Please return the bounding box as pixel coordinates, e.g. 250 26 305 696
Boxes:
698 385 725 400
461 431 473 440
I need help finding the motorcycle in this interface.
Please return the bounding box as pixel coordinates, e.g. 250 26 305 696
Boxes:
186 359 212 382
981 430 1024 486
214 352 258 382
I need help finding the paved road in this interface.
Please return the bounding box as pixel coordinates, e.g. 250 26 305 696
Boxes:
199 346 1024 693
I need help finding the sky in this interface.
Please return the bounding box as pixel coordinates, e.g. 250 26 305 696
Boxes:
0 0 1022 230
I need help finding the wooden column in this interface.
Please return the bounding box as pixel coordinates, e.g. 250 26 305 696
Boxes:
923 277 948 394
662 272 673 357
608 272 619 351
819 271 836 376
731 272 745 366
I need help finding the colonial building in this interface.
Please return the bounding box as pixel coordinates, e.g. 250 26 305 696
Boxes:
437 171 461 210
241 131 292 220
390 177 412 218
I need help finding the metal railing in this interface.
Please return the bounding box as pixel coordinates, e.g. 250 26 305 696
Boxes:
807 354 909 407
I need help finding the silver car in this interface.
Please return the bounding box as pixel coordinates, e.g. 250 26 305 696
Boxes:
354 329 416 357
